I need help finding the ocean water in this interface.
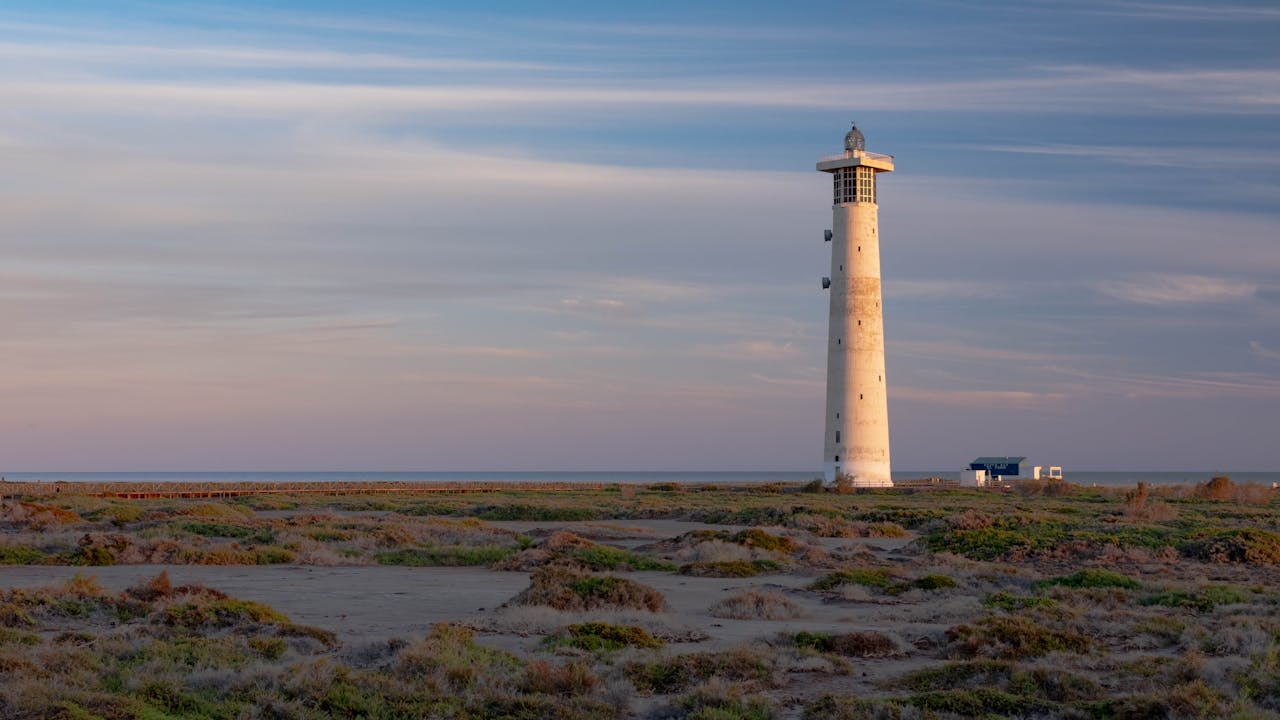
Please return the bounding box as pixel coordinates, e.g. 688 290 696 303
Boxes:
1 470 1276 488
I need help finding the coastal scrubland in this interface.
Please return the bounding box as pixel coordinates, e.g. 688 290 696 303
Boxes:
1 476 1278 718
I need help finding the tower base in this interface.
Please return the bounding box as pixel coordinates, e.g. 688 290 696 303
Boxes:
823 463 894 488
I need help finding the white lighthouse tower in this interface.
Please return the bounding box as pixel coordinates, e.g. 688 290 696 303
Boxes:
817 122 895 488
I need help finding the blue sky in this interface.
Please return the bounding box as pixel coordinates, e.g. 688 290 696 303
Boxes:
1 1 1277 471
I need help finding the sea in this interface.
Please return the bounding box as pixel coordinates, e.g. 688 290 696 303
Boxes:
1 470 1277 488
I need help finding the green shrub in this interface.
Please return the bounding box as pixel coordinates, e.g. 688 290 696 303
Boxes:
908 688 1056 716
911 574 956 590
732 529 797 553
1133 615 1185 643
376 546 514 567
1141 585 1250 612
673 684 776 720
924 517 1066 561
807 568 946 594
163 598 288 628
1008 667 1102 702
303 528 355 542
802 695 912 720
180 502 251 519
545 622 663 652
571 545 675 571
0 545 45 565
509 567 666 612
98 505 146 525
793 630 833 651
926 527 1036 561
142 635 249 668
679 560 780 577
0 604 36 630
626 648 772 694
400 503 459 517
1033 569 1140 592
0 626 40 645
1181 528 1280 564
793 631 897 657
75 545 116 566
248 636 287 660
476 505 600 521
948 616 1090 659
864 521 911 538
808 567 898 592
895 660 1013 691
854 507 948 528
252 546 296 564
983 592 1056 612
178 521 277 544
278 622 339 648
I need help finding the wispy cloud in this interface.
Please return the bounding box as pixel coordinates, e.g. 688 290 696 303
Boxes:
891 339 1088 365
886 279 1008 300
964 143 1280 170
1249 340 1280 360
2 66 1278 121
1097 274 1258 305
749 373 823 389
1104 2 1280 21
0 41 567 72
556 297 633 317
892 386 1069 407
1049 367 1280 399
695 340 799 361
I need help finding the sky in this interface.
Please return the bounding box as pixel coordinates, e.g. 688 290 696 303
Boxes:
1 1 1278 472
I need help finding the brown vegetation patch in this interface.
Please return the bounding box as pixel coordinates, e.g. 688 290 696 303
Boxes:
626 647 775 694
506 566 665 612
679 559 781 578
709 590 803 620
1 501 83 529
1183 528 1280 565
947 616 1090 660
1123 482 1179 523
794 629 901 658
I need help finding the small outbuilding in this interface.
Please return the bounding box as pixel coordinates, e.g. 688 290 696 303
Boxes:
969 456 1028 480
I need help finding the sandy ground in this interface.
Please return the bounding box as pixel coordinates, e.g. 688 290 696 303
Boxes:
0 517 944 704
0 564 528 642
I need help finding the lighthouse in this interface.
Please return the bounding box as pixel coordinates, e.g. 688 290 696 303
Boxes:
816 123 894 488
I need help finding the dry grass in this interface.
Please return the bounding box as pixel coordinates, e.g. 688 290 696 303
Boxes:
794 629 902 658
0 577 626 720
1123 482 1179 522
473 605 708 643
710 590 804 620
506 566 666 612
626 646 776 694
5 481 1280 717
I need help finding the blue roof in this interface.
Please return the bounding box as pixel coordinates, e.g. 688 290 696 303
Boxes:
971 456 1027 465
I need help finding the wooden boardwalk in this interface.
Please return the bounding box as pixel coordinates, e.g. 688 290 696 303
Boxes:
0 480 608 500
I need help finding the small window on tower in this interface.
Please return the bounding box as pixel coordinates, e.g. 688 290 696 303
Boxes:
834 455 840 462
835 431 840 443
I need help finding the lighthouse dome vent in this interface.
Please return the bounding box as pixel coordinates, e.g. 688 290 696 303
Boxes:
844 123 865 152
